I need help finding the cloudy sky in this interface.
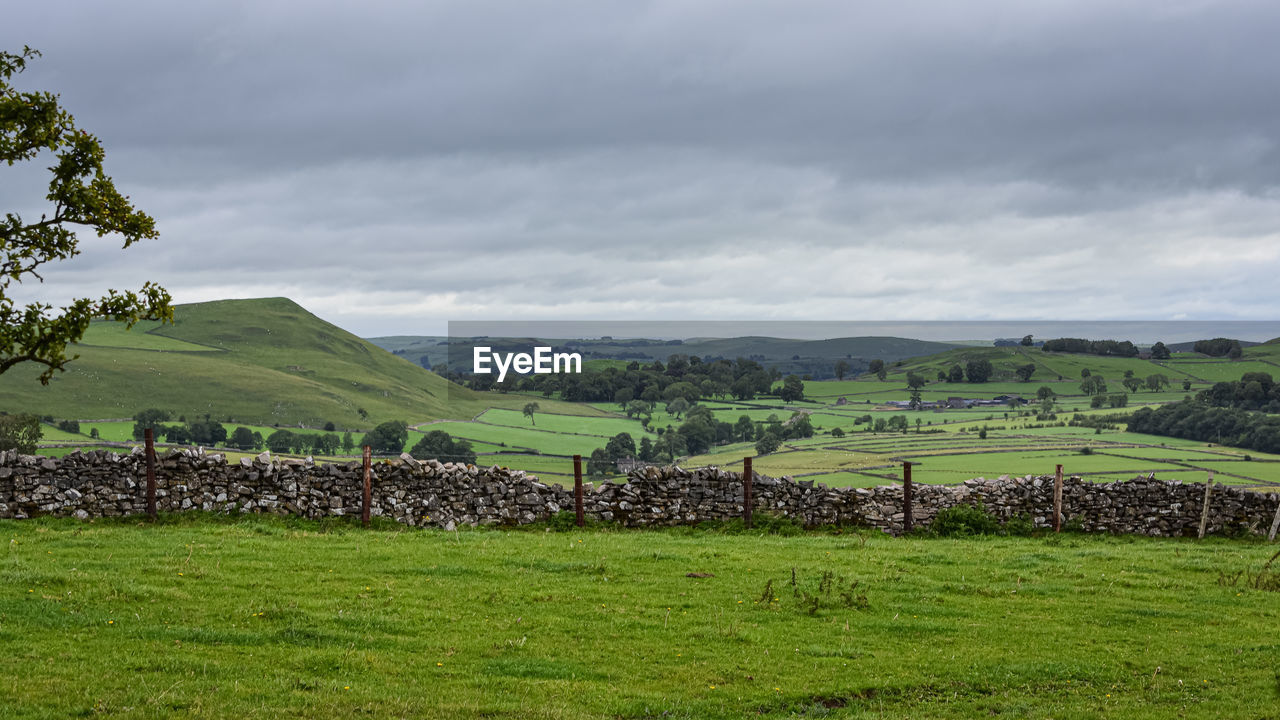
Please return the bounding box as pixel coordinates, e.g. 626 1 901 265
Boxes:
5 0 1280 336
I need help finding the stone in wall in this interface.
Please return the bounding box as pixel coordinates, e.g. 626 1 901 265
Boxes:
1 449 1277 538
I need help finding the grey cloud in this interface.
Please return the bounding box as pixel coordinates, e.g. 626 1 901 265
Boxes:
5 1 1280 335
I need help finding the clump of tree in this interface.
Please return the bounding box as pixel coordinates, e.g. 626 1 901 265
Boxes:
778 375 805 402
1193 338 1244 359
965 359 993 383
1149 341 1171 360
587 432 637 476
362 420 408 455
868 359 887 381
1196 373 1280 412
131 409 172 440
229 426 258 450
1041 338 1139 357
1129 400 1280 453
409 430 476 465
1080 375 1108 396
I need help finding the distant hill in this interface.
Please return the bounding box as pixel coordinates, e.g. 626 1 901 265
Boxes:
367 334 955 379
0 298 587 426
1167 339 1261 353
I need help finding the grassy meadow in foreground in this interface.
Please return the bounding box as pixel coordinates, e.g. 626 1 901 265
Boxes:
2 517 1278 719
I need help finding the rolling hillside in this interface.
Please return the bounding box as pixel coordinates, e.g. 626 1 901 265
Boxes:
0 298 595 427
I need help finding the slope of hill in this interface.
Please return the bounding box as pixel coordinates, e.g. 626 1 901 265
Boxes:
0 298 592 426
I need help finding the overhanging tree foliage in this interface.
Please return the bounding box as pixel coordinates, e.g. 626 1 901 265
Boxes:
1 47 172 383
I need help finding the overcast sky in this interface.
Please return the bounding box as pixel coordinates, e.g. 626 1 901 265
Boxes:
5 1 1280 336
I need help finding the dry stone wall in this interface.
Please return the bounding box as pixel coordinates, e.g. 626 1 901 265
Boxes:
1 448 1277 537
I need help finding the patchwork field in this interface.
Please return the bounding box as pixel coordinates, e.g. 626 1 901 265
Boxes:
27 339 1280 495
2 517 1276 719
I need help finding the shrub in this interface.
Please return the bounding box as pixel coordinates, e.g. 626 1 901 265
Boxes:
929 502 1001 536
0 413 42 454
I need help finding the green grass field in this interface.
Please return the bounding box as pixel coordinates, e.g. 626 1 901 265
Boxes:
2 517 1277 719
1159 360 1278 383
74 320 221 352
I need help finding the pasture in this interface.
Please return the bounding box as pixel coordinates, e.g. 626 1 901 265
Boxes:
1 517 1276 719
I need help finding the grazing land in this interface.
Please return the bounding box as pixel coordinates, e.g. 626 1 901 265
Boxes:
2 517 1276 719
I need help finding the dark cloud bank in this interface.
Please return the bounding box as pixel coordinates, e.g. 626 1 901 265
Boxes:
4 1 1279 336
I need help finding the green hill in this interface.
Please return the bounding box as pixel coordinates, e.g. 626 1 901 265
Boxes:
0 298 589 427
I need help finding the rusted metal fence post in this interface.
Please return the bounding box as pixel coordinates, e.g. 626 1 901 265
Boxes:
1198 471 1214 539
902 461 913 534
743 456 753 529
144 428 157 520
1054 464 1064 533
573 454 584 527
362 445 372 528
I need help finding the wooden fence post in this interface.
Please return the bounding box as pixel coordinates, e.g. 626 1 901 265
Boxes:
902 461 913 534
1197 472 1214 539
743 456 753 529
362 445 372 528
144 428 157 520
1054 464 1063 533
1268 498 1280 542
573 454 584 528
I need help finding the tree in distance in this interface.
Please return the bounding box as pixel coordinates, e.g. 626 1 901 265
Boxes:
362 420 407 455
1 47 172 383
965 359 993 383
665 397 690 420
834 359 851 381
522 402 540 425
1014 363 1036 382
1020 335 1033 346
755 430 781 456
266 429 296 454
778 375 805 402
1150 341 1171 360
229 426 256 450
624 400 652 420
409 430 476 465
1081 375 1108 396
868 359 887 381
131 409 171 440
